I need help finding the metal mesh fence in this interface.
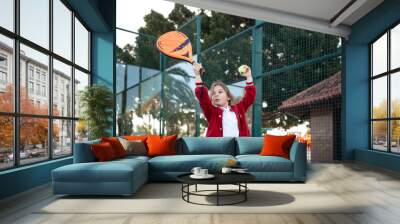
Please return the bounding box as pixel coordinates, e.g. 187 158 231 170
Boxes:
115 16 343 161
261 23 342 161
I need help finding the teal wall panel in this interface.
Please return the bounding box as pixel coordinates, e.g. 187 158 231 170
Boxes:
0 157 72 199
344 0 400 172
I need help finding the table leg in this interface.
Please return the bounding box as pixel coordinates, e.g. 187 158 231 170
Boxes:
217 184 219 206
245 183 247 201
181 184 183 199
187 184 190 202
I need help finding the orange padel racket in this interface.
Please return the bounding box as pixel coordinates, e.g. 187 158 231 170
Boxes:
156 31 204 74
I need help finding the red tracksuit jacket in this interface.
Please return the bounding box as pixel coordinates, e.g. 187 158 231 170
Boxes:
195 82 256 137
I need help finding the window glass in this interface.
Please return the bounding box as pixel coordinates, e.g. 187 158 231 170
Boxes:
53 0 72 60
372 34 387 76
372 77 387 119
20 117 49 165
0 0 14 31
20 44 49 115
74 18 89 70
0 35 13 112
20 0 49 49
391 24 400 70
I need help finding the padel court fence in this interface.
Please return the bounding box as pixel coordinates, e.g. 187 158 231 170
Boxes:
115 15 342 161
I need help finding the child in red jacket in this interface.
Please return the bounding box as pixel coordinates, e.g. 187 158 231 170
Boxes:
193 63 256 137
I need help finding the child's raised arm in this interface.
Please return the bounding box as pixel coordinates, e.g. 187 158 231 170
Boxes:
237 65 256 111
193 62 203 83
193 63 213 121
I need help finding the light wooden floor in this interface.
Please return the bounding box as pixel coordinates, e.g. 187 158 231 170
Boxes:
1 162 400 224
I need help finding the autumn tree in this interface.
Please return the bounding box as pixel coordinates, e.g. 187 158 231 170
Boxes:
0 84 59 151
372 99 400 143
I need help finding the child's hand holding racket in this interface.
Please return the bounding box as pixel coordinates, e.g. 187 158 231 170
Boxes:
193 62 204 77
238 65 252 77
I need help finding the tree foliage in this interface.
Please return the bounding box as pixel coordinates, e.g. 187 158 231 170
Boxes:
115 2 341 133
372 99 400 141
117 3 254 70
168 4 195 27
117 44 136 64
261 24 341 129
0 85 59 150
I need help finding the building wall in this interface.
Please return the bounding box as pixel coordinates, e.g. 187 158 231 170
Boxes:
0 46 72 146
311 109 334 162
0 46 72 117
344 0 400 171
0 48 13 90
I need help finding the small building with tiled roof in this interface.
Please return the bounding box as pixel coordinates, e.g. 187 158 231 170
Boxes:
278 72 341 116
279 72 342 162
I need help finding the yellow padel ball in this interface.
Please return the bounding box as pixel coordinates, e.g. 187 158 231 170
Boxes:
238 65 247 75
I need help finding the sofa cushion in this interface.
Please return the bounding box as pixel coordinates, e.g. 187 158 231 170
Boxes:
179 137 235 155
101 137 127 158
115 155 150 163
235 137 264 155
147 135 177 157
118 138 147 156
52 159 147 183
149 154 235 172
260 134 296 159
124 135 148 142
74 139 101 163
91 142 118 161
236 155 293 172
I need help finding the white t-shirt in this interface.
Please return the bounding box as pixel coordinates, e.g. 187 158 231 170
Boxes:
221 106 239 137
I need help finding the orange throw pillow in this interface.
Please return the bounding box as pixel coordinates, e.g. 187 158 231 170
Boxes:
91 142 117 162
260 134 296 159
124 135 148 142
146 135 177 157
101 137 127 158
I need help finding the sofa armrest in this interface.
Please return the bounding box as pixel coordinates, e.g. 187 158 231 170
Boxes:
73 140 100 163
289 141 307 181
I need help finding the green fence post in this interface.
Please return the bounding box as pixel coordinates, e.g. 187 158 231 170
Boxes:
195 15 202 137
159 53 165 135
251 20 263 137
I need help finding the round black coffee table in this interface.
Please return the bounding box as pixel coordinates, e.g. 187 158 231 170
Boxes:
177 173 255 206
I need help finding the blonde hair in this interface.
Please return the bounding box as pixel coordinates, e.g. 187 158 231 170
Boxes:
209 81 235 106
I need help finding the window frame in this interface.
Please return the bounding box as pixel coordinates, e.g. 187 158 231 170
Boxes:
0 0 92 171
370 20 400 154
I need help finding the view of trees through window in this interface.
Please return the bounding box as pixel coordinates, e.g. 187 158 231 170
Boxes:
371 23 400 153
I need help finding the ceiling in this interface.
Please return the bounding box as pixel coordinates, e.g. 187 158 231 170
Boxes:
167 0 384 38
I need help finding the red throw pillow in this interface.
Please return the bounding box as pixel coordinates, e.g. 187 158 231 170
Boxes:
260 134 296 159
146 135 177 157
91 142 117 162
101 137 126 158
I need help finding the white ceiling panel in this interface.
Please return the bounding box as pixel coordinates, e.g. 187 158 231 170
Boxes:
167 0 384 38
